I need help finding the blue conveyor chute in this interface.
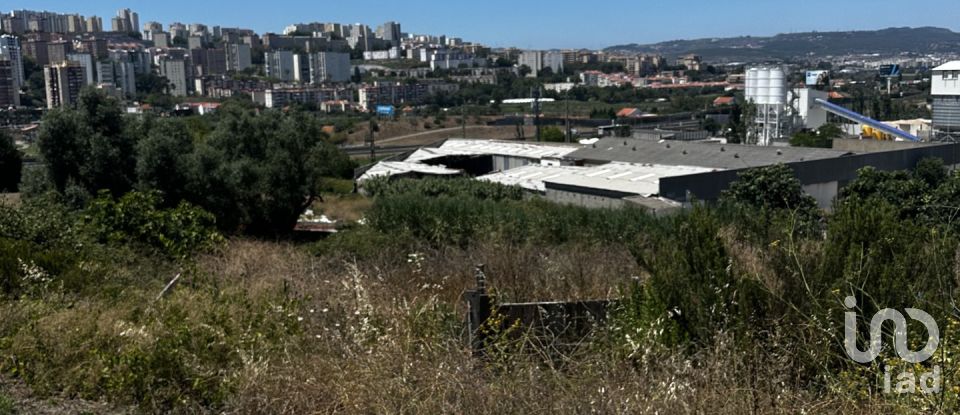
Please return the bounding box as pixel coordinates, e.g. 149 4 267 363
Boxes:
813 98 919 142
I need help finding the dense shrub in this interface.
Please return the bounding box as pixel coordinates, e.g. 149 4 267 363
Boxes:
85 190 222 258
367 192 658 247
0 130 21 193
721 164 819 218
364 177 524 201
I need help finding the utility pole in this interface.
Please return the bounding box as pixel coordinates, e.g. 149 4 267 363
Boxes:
565 98 571 143
368 119 377 160
532 86 542 142
461 97 467 138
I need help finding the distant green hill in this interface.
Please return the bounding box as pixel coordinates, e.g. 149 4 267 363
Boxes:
605 27 960 62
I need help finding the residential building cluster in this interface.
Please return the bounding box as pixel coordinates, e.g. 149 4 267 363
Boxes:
0 7 731 112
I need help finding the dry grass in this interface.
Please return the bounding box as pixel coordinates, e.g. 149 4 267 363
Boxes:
0 376 132 415
314 194 373 223
180 240 895 414
0 193 20 208
0 236 933 414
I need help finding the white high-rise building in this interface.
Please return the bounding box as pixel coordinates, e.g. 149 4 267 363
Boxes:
115 9 138 34
377 21 401 47
225 43 251 72
0 35 24 89
347 24 372 51
143 21 163 41
0 57 19 107
97 60 136 98
159 57 190 96
518 50 564 77
293 54 310 83
265 50 296 81
308 52 350 84
44 61 85 108
65 53 95 85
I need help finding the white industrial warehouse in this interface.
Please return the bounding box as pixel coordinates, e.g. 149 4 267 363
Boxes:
356 63 960 211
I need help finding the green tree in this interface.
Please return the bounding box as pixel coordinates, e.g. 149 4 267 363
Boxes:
790 124 842 149
518 65 532 77
136 118 194 204
135 72 171 96
184 109 354 234
721 164 819 215
0 130 21 192
702 117 720 135
37 88 136 197
541 126 565 142
85 190 221 258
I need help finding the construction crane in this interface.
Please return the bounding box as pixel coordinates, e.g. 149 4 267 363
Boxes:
813 98 919 142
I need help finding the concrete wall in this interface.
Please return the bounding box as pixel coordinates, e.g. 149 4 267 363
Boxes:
545 188 627 209
802 181 839 210
492 155 535 173
832 138 932 153
660 142 960 205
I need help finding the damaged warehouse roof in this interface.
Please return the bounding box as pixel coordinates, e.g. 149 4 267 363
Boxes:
357 161 462 183
478 165 585 192
406 139 580 163
568 137 853 169
480 162 714 197
543 162 715 197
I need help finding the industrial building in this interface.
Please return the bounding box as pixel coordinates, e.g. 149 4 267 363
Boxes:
356 139 579 186
745 66 788 145
356 136 960 212
479 162 712 211
405 139 579 172
932 61 960 141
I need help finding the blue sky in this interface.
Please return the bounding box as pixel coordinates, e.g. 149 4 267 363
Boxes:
5 0 959 49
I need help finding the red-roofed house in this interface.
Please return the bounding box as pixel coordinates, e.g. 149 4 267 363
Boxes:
713 96 736 106
617 108 641 118
828 91 850 100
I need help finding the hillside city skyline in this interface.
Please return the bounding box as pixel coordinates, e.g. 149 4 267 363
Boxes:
7 0 960 49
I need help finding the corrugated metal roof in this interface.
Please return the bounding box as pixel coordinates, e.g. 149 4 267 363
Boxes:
478 165 587 192
357 161 462 183
405 139 580 163
480 162 712 196
544 162 714 197
567 138 852 169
